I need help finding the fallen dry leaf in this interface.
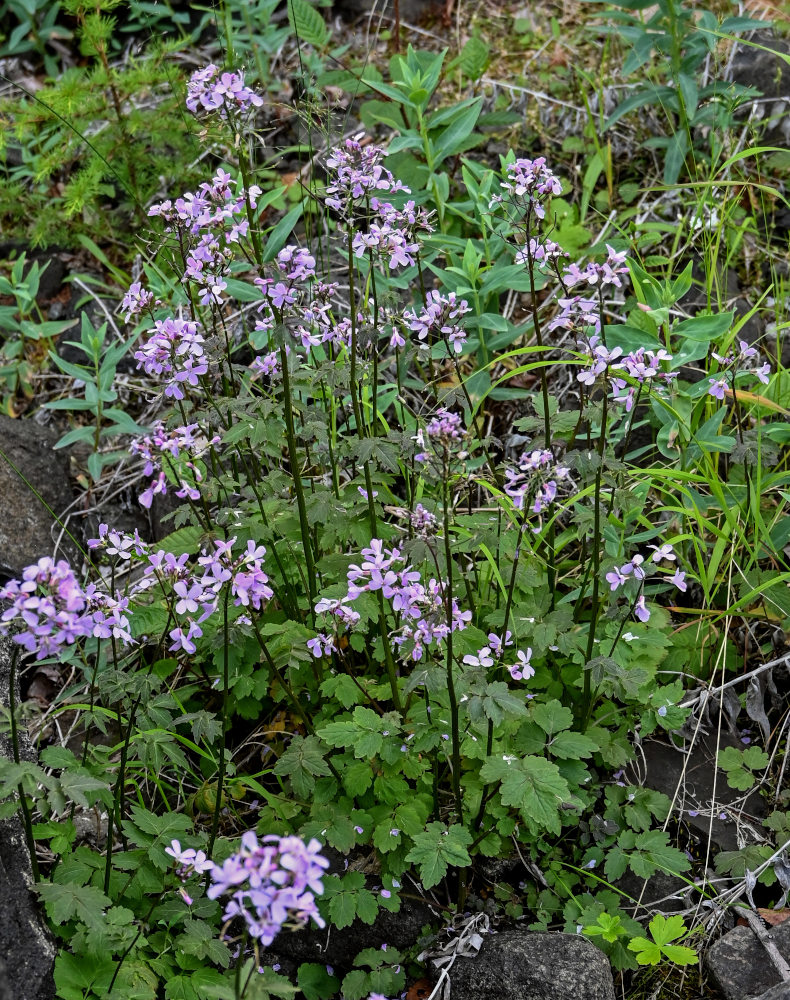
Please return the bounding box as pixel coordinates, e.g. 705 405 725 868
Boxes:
758 908 790 927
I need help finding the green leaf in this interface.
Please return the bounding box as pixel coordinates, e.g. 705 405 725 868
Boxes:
549 730 600 759
628 914 697 966
287 0 328 48
298 964 340 1000
532 699 574 735
458 36 490 80
432 98 483 168
478 681 528 725
479 754 570 835
55 952 115 1000
58 769 112 809
404 822 472 889
627 935 662 966
325 871 378 929
273 735 331 798
37 881 111 928
673 312 733 342
262 204 304 262
342 760 374 797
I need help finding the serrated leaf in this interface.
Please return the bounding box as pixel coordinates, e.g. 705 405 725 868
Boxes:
548 730 600 759
532 699 574 735
480 755 570 834
37 881 111 928
287 0 328 49
298 964 340 1000
459 36 490 80
404 822 472 889
273 735 331 799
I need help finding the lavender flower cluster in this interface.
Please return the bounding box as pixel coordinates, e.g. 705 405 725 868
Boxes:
325 133 409 215
709 339 771 400
84 529 273 656
134 318 209 402
311 538 472 663
493 156 562 219
0 558 132 659
400 290 470 354
147 168 261 310
504 449 571 516
168 832 328 946
186 64 264 120
606 543 686 623
129 421 221 509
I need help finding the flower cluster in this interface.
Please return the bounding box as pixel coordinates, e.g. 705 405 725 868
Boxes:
134 317 209 401
563 244 629 289
708 339 771 400
165 840 212 905
605 543 686 623
400 291 470 354
612 347 675 411
515 237 568 271
463 644 534 682
492 156 562 219
576 337 675 409
325 134 409 216
138 537 273 654
145 169 261 314
410 503 438 537
205 832 328 946
548 295 601 339
313 539 471 662
253 246 343 355
86 529 275 656
121 281 155 323
504 448 571 516
186 64 264 119
129 421 220 509
0 558 133 659
351 197 432 273
148 168 260 243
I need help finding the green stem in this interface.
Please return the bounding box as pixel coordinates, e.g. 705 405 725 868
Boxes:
104 692 142 896
208 588 231 859
279 344 317 609
9 648 39 881
441 462 463 827
582 391 609 728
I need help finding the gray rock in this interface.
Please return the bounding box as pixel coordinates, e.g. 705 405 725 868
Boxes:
448 929 615 1000
0 635 56 1000
639 735 765 853
706 921 790 1000
269 895 436 972
759 982 790 1000
0 414 78 580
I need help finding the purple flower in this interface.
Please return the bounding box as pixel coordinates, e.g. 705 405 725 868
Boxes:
708 378 728 400
121 281 155 323
463 646 494 668
166 839 212 879
606 567 628 592
634 596 650 623
324 133 410 217
207 833 329 946
403 290 470 354
488 631 513 654
186 64 264 119
496 156 562 219
508 648 534 681
307 633 337 658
